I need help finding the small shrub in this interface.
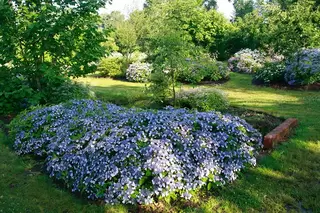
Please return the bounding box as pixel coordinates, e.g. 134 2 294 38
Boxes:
96 57 124 78
285 49 320 85
10 99 262 205
228 49 264 74
252 62 286 85
126 62 151 82
148 71 173 104
177 88 229 111
43 78 96 104
179 60 230 84
0 66 95 115
0 68 35 115
210 61 230 81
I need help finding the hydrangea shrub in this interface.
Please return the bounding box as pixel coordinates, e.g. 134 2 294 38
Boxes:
126 62 151 82
285 49 320 85
10 100 262 205
252 62 286 85
228 49 264 73
177 88 229 111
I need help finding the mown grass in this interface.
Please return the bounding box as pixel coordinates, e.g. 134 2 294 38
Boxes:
1 73 319 213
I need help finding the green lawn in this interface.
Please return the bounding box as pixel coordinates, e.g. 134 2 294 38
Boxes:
1 73 319 213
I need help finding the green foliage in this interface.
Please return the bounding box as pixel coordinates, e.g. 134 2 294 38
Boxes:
177 88 229 111
42 79 96 105
178 59 230 84
96 57 124 78
148 71 173 104
252 61 286 85
142 0 233 60
101 11 125 29
233 0 255 19
229 11 265 54
145 1 232 104
0 0 109 115
0 66 94 115
230 1 320 57
202 0 218 10
259 1 320 56
115 22 139 60
0 68 36 115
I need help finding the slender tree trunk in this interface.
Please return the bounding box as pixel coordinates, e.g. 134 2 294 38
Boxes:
171 65 176 107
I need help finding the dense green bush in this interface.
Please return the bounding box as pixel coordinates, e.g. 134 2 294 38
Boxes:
42 78 96 104
148 71 173 104
252 62 286 85
0 66 95 116
96 57 124 78
177 88 229 111
0 68 35 115
179 60 230 84
211 61 230 81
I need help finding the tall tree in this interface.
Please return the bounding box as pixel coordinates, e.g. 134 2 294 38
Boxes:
101 11 125 28
233 0 255 19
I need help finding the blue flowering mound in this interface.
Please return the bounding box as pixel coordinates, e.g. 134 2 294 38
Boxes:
10 100 262 205
285 49 320 85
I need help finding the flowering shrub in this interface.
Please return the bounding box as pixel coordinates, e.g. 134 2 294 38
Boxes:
126 62 152 82
10 100 262 205
228 49 264 73
212 61 230 81
285 49 320 85
177 88 229 111
252 62 286 85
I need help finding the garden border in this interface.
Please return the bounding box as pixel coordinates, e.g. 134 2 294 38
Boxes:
263 118 298 149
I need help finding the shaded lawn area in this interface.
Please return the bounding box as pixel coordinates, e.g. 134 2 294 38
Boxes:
1 73 319 213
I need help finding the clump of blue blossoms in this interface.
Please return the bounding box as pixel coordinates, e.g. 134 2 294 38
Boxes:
10 100 262 205
285 48 320 86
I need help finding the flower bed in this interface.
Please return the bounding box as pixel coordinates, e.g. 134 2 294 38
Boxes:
10 100 262 205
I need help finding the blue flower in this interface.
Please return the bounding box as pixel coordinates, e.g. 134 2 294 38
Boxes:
10 99 262 205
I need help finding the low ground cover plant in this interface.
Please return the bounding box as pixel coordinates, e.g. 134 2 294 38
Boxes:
177 88 229 111
10 100 262 205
